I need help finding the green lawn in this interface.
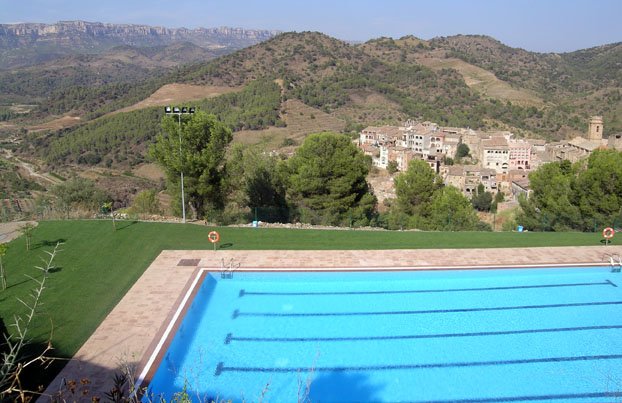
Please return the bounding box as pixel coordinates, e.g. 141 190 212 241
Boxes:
0 219 618 390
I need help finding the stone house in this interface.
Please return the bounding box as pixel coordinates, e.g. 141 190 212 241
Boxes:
359 125 402 147
481 136 510 173
443 165 497 197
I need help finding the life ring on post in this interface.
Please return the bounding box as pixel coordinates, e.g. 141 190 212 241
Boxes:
603 227 615 239
208 231 220 243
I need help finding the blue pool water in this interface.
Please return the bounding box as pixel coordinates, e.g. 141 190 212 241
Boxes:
145 267 622 402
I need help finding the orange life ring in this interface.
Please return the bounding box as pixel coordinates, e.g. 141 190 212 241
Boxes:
603 227 615 239
208 231 220 243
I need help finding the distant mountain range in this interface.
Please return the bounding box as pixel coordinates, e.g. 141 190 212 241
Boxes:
0 20 282 68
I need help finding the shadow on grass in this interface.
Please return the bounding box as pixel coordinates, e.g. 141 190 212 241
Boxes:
5 266 62 289
219 243 234 249
32 239 67 250
6 274 48 290
115 220 138 231
49 266 62 273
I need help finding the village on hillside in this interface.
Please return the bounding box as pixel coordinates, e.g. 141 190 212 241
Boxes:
358 116 622 204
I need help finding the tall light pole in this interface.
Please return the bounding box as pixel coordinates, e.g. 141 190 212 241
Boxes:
164 106 195 223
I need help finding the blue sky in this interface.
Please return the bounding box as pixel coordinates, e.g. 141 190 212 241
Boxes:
1 0 620 52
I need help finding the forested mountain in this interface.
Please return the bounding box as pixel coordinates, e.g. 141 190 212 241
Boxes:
170 32 621 136
360 35 622 136
430 35 621 95
3 30 621 171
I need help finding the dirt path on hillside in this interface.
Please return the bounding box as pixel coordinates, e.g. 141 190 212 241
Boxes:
1 149 62 186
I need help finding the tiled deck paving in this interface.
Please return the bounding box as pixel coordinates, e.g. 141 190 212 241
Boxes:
40 246 622 401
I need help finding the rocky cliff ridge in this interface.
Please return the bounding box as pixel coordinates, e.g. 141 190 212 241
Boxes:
0 21 281 68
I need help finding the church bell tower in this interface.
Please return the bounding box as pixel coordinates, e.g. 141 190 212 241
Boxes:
588 116 603 141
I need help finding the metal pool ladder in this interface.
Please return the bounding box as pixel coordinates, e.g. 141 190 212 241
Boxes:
604 253 622 273
220 258 240 279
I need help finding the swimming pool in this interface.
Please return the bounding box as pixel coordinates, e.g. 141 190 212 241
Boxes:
142 267 622 402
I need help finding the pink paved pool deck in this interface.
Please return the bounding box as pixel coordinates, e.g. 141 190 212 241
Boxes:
40 246 622 401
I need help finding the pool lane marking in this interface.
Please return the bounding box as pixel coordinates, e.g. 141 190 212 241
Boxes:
238 279 618 297
214 353 622 376
224 324 622 344
232 300 622 319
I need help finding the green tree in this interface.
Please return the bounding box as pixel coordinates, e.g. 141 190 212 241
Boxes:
393 159 442 218
517 160 580 231
471 183 493 211
285 132 376 226
150 111 233 220
517 151 622 232
572 149 622 231
428 186 487 231
224 144 289 223
388 159 489 231
455 143 470 159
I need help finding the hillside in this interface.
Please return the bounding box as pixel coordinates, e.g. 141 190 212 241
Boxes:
0 42 226 117
361 36 546 107
173 32 493 128
28 78 284 167
176 31 621 136
430 35 622 94
441 36 622 135
2 31 621 176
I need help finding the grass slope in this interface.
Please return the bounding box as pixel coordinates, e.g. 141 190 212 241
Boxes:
0 219 617 389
